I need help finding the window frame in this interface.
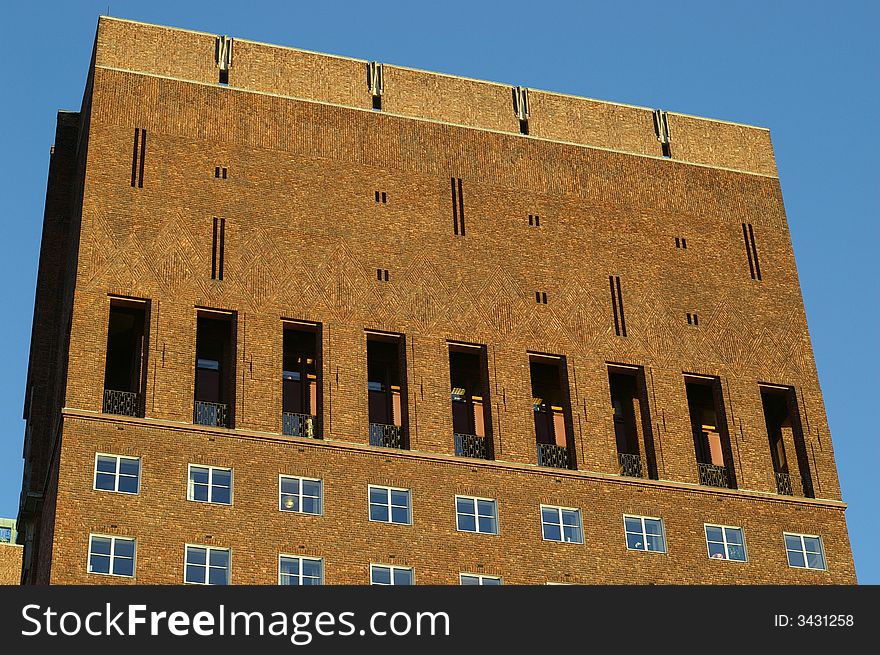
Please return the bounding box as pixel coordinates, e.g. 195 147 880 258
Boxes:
368 485 412 525
187 464 233 505
455 495 499 535
704 523 748 562
184 544 231 585
93 453 141 495
278 475 323 516
540 504 584 544
87 533 136 578
623 514 667 554
459 573 502 585
278 554 324 585
369 563 414 585
783 532 827 571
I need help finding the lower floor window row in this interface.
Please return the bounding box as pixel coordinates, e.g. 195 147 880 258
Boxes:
87 529 828 581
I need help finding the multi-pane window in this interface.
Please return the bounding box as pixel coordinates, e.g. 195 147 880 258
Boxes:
370 564 414 585
455 496 498 534
624 515 666 553
94 454 140 494
279 555 323 585
784 533 827 571
0 527 13 543
460 574 502 585
187 465 232 504
369 485 411 524
541 505 583 543
279 476 322 515
88 534 135 577
705 524 747 562
184 545 230 585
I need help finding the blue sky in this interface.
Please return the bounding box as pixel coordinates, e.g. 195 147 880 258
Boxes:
0 1 876 582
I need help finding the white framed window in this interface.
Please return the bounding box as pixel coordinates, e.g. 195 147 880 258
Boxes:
94 454 140 494
784 533 826 571
624 515 666 553
455 496 498 534
88 534 135 577
279 555 323 585
460 573 502 585
187 464 232 504
184 545 230 584
705 524 747 562
370 564 414 585
369 485 411 524
279 476 322 515
541 505 583 543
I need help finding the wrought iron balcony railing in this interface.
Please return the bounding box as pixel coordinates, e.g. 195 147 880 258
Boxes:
369 423 406 449
774 470 803 497
282 412 319 439
194 401 229 428
697 462 732 488
103 389 141 417
454 433 490 459
617 452 644 478
537 443 570 469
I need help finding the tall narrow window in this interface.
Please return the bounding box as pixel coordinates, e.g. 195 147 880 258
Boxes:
449 343 492 459
367 332 408 449
608 365 657 479
685 376 735 489
194 311 236 428
761 386 813 497
103 298 149 417
282 322 322 439
530 353 574 469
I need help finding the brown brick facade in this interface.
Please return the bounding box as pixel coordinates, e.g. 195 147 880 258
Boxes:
18 17 854 585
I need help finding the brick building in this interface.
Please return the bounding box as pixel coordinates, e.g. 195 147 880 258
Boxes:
17 16 854 585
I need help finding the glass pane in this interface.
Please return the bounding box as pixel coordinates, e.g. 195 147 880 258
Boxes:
279 557 299 577
646 534 665 553
477 500 495 518
186 547 207 565
644 519 663 537
803 537 822 554
478 515 497 534
118 458 140 477
208 566 228 585
186 563 206 584
806 552 826 570
117 475 138 494
190 467 209 485
562 510 580 528
302 480 321 499
370 504 389 522
113 556 134 577
114 538 135 559
212 469 232 488
562 524 582 544
456 498 473 515
457 514 477 532
391 506 409 524
626 532 644 550
460 575 479 585
708 542 727 559
280 493 299 512
542 507 559 525
543 523 562 542
301 496 320 515
279 573 296 586
481 577 502 585
95 472 116 491
787 550 806 568
390 490 409 508
90 536 112 555
302 576 321 586
624 517 642 534
301 559 322 579
191 483 209 502
784 534 802 551
96 456 117 473
209 549 229 568
705 526 724 543
728 545 746 562
372 567 392 585
280 477 299 496
212 486 231 504
89 554 111 574
726 528 744 546
369 487 387 505
394 569 413 585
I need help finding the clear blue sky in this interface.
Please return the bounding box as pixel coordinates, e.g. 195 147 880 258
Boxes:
0 1 876 582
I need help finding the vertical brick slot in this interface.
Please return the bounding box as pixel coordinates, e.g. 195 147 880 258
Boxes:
137 129 147 188
451 177 465 236
742 223 756 279
130 128 140 187
211 218 218 280
609 276 627 337
609 276 621 336
218 218 226 281
747 224 762 280
457 178 465 236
